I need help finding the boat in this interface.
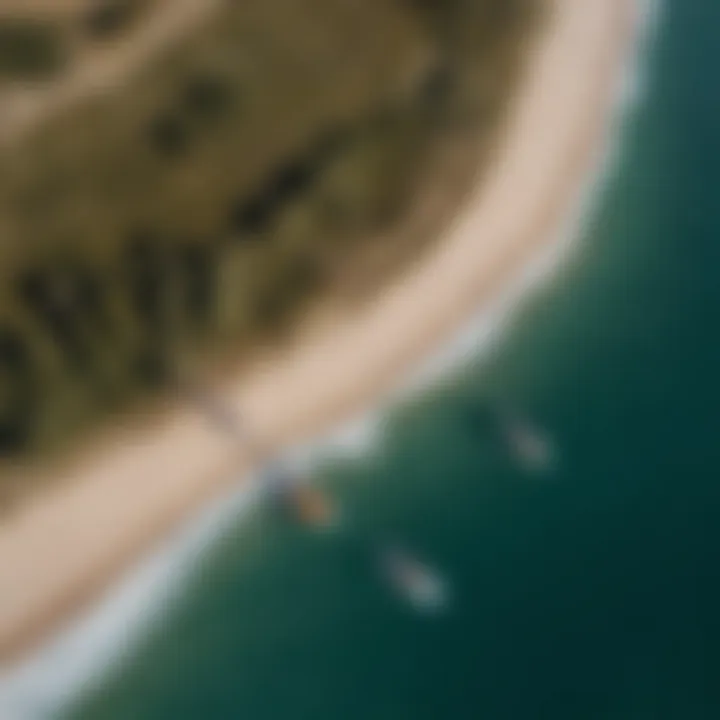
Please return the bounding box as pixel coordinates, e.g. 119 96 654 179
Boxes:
262 461 338 529
283 483 337 528
496 405 555 472
379 545 449 612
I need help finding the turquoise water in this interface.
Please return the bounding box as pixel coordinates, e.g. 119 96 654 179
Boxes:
70 1 720 717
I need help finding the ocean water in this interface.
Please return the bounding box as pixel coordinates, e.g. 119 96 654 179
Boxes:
13 0 720 716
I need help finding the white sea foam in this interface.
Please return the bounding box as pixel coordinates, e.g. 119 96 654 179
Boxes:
0 3 663 717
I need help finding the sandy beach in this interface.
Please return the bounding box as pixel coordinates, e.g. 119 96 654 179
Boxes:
0 0 636 665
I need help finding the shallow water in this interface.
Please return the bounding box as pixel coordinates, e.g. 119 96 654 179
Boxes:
58 0 720 716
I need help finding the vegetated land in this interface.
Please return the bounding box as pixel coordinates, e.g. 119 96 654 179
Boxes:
0 17 69 79
0 1 153 79
0 0 545 492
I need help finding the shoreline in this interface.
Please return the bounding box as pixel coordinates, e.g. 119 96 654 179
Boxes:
0 0 637 668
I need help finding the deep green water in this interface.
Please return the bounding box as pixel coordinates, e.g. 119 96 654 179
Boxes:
71 1 720 717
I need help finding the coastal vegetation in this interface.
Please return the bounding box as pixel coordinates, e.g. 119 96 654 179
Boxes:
0 0 545 499
82 0 148 39
0 18 68 79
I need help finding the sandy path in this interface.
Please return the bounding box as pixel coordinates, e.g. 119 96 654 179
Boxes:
0 0 221 147
0 0 636 664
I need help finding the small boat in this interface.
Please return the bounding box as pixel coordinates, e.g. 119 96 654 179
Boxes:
497 405 555 472
379 545 449 613
284 484 337 528
263 462 338 529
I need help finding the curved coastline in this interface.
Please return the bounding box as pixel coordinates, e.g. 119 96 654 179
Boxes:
0 0 637 669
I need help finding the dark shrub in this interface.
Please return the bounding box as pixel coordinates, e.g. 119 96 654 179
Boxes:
420 64 454 108
84 0 142 39
131 345 171 389
0 20 67 80
268 158 318 204
182 73 236 121
311 127 353 164
176 243 216 326
228 194 275 237
122 231 170 330
147 113 190 158
0 328 36 455
15 266 91 370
